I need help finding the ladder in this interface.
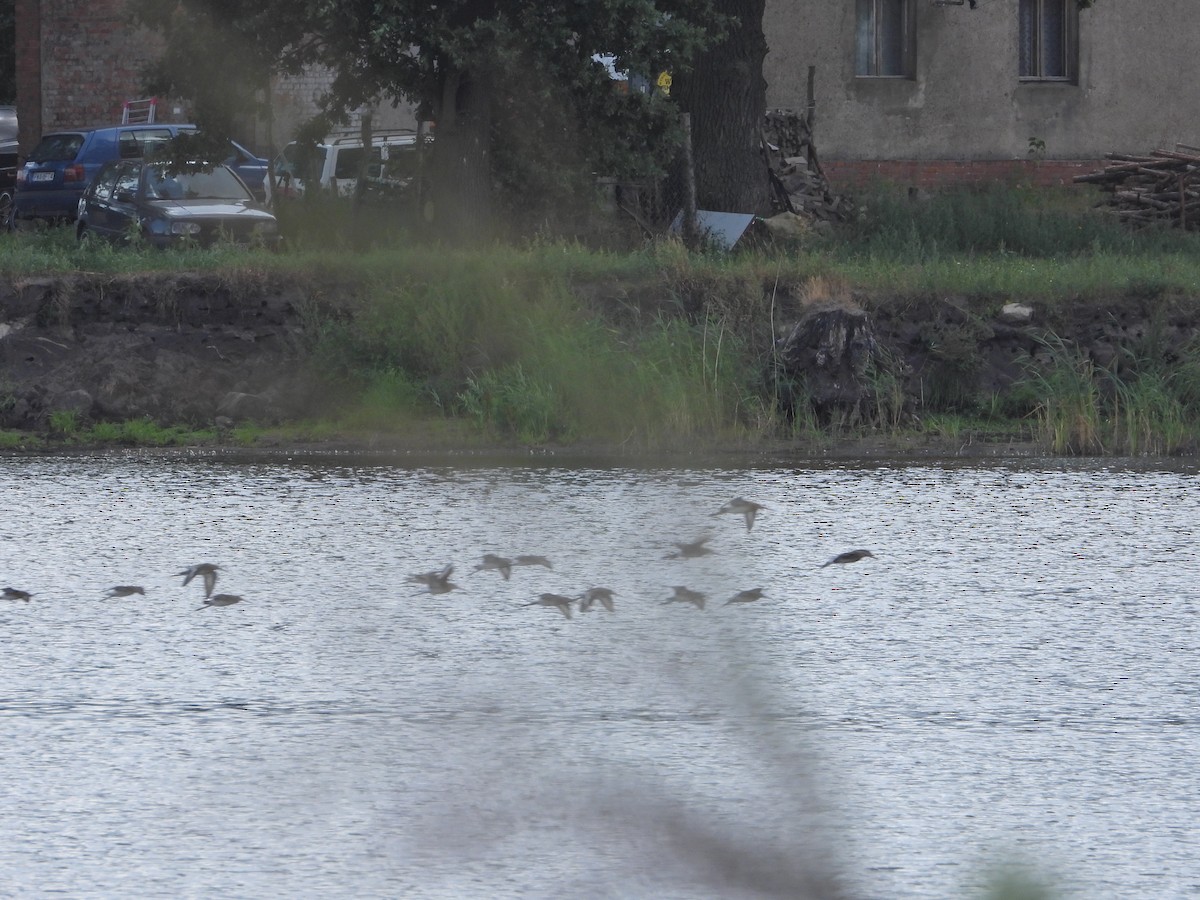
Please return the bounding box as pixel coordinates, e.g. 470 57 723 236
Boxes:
121 98 158 124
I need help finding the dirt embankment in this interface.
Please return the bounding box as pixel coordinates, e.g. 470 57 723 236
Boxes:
0 270 1196 437
0 271 340 430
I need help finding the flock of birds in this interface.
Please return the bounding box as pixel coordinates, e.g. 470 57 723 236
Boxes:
404 496 875 620
0 497 875 617
1 562 244 610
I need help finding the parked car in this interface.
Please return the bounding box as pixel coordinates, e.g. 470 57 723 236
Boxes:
0 105 19 225
223 139 271 204
273 129 426 198
75 159 279 249
10 122 270 227
12 122 196 226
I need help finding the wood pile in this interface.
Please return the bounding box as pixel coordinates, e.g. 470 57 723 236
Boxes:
1074 144 1200 229
763 108 852 224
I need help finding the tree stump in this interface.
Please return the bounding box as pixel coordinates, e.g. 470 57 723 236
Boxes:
775 304 884 427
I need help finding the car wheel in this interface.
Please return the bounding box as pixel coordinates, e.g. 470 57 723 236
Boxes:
0 192 13 231
77 223 94 244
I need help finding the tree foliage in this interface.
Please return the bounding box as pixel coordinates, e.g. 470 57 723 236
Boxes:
132 0 726 242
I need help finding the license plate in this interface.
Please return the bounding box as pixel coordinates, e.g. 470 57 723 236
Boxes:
31 172 54 182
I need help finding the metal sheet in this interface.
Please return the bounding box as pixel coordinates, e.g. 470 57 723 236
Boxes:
669 209 757 250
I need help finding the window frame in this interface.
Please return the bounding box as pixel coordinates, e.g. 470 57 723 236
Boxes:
1019 0 1078 83
855 0 916 80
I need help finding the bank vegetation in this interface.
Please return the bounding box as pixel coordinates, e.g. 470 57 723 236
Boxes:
5 181 1200 457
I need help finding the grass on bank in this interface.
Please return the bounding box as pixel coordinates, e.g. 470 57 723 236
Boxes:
7 181 1200 454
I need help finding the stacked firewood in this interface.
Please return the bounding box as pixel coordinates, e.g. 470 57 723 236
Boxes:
763 108 852 223
1074 145 1200 229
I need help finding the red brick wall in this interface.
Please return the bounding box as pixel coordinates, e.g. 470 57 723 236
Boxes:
15 0 41 153
822 159 1106 191
16 0 174 153
40 0 169 129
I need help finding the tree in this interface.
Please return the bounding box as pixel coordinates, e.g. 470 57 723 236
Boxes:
130 1 316 175
671 0 771 216
0 0 14 104
133 1 722 244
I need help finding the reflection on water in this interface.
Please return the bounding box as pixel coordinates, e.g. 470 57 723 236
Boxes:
1 451 1198 898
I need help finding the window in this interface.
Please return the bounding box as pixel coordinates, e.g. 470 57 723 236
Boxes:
1019 0 1076 81
856 0 913 78
90 163 120 201
113 163 141 199
118 128 173 159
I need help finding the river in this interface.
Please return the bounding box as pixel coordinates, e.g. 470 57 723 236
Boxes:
1 451 1197 899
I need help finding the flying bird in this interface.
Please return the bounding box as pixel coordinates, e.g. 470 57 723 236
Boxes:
410 564 459 595
724 587 765 606
522 592 575 619
665 535 715 560
663 586 707 610
177 563 220 598
578 587 616 612
713 497 766 532
106 585 146 598
514 555 553 570
198 593 243 611
821 549 876 568
474 554 513 581
3 587 33 602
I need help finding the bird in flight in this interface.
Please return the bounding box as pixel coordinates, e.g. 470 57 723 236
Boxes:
410 564 459 595
3 587 33 602
514 555 553 570
665 535 714 560
578 587 616 612
177 563 220 598
106 585 146 598
198 594 243 611
821 550 875 568
474 554 513 580
663 586 707 610
522 592 575 619
713 497 766 532
724 587 765 606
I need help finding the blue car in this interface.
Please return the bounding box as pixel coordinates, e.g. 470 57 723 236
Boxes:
10 123 270 227
75 159 279 250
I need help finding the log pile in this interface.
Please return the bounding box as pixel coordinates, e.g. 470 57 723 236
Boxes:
1074 144 1200 230
763 108 852 224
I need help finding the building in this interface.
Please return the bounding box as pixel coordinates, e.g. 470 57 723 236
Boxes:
13 0 414 159
764 0 1194 188
15 1 1193 189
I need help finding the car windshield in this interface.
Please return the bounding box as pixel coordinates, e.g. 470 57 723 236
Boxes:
145 165 251 201
29 133 85 162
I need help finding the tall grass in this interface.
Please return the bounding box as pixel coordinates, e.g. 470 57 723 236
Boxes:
306 249 769 447
1017 336 1200 455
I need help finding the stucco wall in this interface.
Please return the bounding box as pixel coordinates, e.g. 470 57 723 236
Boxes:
764 0 1198 163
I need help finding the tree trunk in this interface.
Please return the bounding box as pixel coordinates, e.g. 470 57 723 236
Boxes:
672 0 771 216
429 65 494 244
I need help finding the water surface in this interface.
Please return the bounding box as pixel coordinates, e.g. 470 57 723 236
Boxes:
2 452 1198 898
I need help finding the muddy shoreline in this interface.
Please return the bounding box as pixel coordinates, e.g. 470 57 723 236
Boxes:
2 270 1198 456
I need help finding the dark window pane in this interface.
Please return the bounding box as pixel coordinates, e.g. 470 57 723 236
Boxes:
1019 0 1036 76
855 0 875 76
1041 0 1066 77
879 0 906 75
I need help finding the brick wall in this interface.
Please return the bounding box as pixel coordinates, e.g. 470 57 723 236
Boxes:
38 0 169 131
14 0 40 153
822 159 1106 191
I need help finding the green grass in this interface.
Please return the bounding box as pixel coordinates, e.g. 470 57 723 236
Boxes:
6 182 1200 454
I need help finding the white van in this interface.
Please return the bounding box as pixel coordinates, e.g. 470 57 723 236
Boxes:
273 129 426 198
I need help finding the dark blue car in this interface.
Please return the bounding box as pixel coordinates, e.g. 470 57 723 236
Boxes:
75 159 279 250
10 123 270 227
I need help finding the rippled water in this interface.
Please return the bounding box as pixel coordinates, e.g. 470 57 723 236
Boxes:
2 451 1198 898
